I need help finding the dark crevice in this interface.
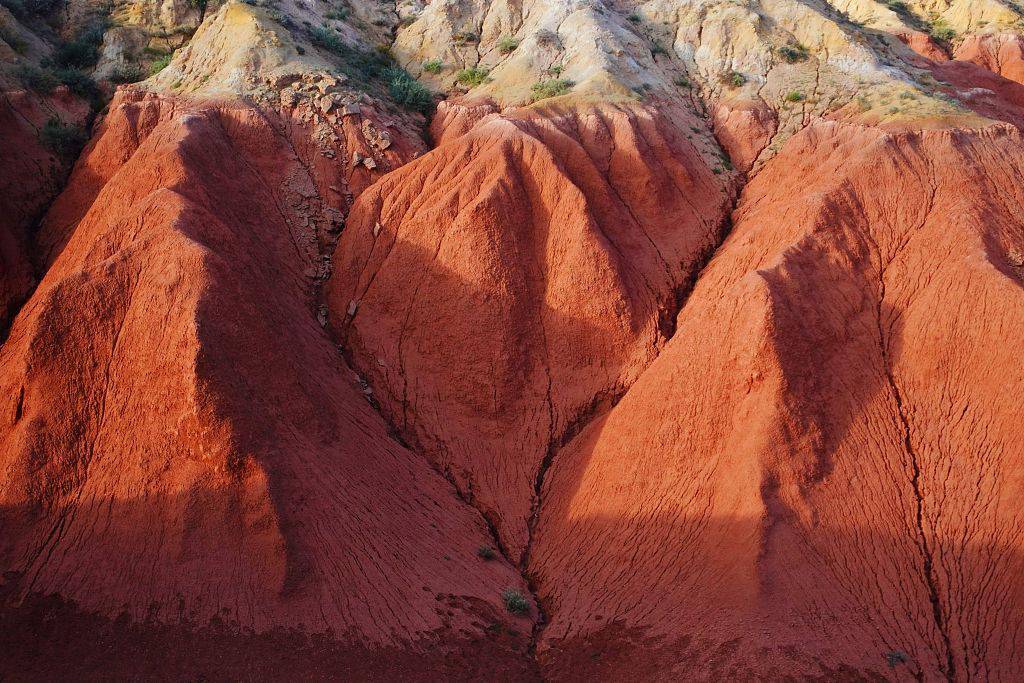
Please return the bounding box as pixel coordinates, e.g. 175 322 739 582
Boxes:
867 233 957 682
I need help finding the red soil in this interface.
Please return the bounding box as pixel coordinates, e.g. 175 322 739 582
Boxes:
327 101 734 561
0 89 535 673
0 86 88 333
956 32 1024 85
530 120 1024 680
3 49 1024 682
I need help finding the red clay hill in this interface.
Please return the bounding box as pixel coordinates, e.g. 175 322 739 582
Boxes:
2 0 1024 679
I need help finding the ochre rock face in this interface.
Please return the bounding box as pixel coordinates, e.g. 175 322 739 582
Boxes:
530 121 1024 680
327 102 733 561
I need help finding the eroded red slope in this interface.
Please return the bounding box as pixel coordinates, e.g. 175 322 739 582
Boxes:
327 101 733 561
0 87 88 333
529 120 1024 680
0 89 536 677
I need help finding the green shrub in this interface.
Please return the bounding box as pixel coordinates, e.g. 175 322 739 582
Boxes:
929 21 956 43
455 65 489 86
497 35 519 54
627 12 641 23
311 25 345 54
53 68 100 101
39 116 87 158
149 53 173 75
476 545 496 560
53 20 107 69
777 42 808 63
501 589 530 614
325 7 348 21
530 77 572 101
784 90 805 102
15 64 58 93
422 58 442 74
109 62 143 83
673 76 690 87
384 66 433 113
722 70 746 88
453 31 478 44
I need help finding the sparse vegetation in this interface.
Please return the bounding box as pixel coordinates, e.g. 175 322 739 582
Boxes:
651 41 667 56
777 42 809 64
497 35 519 54
928 19 956 44
884 650 909 668
547 64 564 76
722 70 746 88
476 545 496 560
422 58 443 74
784 90 805 102
673 76 690 88
627 12 641 23
530 78 572 101
325 8 348 21
15 63 58 93
453 31 478 45
109 62 143 84
501 589 530 614
384 66 433 114
53 20 107 69
311 25 346 53
39 116 88 158
149 53 173 75
455 65 489 86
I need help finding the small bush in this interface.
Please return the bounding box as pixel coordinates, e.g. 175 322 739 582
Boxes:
929 22 956 43
149 53 173 75
497 35 519 54
325 7 348 21
884 650 909 668
627 12 641 23
673 76 690 87
39 116 87 158
109 62 143 83
784 90 805 102
651 41 667 55
547 64 564 76
311 25 345 54
477 545 496 560
15 64 58 93
530 78 572 101
501 589 530 614
384 66 433 113
722 70 746 88
453 31 478 45
422 58 442 74
777 43 809 63
455 65 489 86
53 68 100 101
